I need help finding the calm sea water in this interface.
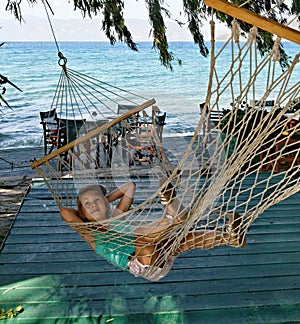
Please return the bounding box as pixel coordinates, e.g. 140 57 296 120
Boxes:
0 41 299 149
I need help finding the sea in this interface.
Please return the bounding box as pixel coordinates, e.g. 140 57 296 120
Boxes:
0 41 299 150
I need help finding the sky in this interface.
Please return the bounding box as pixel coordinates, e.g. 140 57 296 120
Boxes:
2 0 152 20
1 1 297 42
0 0 217 41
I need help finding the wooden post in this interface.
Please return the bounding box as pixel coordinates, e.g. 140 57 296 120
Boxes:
204 0 300 45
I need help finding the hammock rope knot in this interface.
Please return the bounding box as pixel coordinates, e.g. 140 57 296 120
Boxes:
231 19 241 43
248 26 258 43
272 37 281 61
58 51 68 67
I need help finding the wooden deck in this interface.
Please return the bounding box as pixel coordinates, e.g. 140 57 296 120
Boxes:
1 138 300 323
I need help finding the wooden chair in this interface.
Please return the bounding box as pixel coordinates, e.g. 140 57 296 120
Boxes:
40 109 66 155
57 118 86 144
126 124 155 165
199 102 223 143
117 104 140 131
260 117 300 172
260 136 300 173
125 111 166 166
274 137 300 172
154 112 166 142
56 117 86 164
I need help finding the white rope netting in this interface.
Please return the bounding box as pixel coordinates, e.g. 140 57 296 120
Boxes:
31 7 299 281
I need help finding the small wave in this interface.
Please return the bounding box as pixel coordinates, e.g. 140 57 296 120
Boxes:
0 132 11 140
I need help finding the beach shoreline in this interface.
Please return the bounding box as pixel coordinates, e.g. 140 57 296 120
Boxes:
0 175 32 248
0 147 40 248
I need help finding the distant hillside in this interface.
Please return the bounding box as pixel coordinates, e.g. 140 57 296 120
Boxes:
0 16 227 42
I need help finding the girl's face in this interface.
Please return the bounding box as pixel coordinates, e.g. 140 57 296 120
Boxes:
79 190 110 222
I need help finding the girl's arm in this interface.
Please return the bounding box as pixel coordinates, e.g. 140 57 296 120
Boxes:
60 208 96 250
106 181 136 217
60 207 81 223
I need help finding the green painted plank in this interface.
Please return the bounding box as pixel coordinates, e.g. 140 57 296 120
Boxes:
27 180 294 192
2 305 300 324
27 173 291 189
2 258 296 281
12 220 66 227
26 175 300 198
1 250 299 268
1 260 299 288
14 212 60 219
3 231 299 255
244 232 300 243
2 242 88 253
0 260 300 284
2 240 300 259
3 239 300 255
22 191 300 206
10 202 300 222
1 290 300 319
21 203 298 215
22 194 300 206
253 215 300 224
3 231 300 247
7 222 300 236
4 233 81 244
248 223 300 233
1 276 300 304
10 226 76 235
20 198 57 205
182 305 300 324
11 212 300 225
8 219 300 235
11 216 300 229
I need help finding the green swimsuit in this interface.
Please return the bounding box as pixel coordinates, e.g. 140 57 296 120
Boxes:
94 221 135 270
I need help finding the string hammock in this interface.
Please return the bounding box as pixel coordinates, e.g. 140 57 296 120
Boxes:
31 0 300 280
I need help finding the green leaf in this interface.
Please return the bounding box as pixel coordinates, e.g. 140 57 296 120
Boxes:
0 305 24 320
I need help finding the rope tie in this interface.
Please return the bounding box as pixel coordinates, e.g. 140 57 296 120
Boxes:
247 26 258 44
231 20 240 43
272 37 281 61
58 51 68 71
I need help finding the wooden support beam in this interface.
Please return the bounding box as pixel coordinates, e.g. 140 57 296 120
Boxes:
204 0 300 45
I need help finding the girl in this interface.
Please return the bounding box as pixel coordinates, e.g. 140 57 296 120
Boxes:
60 179 246 281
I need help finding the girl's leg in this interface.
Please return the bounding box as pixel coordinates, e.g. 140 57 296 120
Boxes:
174 213 247 254
134 236 161 266
133 229 229 268
175 230 225 254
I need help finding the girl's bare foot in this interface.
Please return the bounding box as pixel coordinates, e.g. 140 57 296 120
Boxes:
159 177 177 206
159 177 188 223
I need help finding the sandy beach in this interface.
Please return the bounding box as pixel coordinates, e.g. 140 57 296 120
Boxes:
0 147 42 247
0 175 32 246
0 147 43 247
